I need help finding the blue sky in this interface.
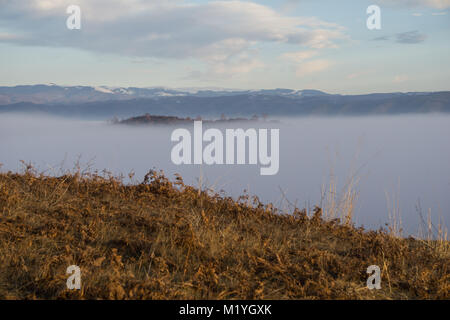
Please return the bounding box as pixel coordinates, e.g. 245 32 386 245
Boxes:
0 0 449 93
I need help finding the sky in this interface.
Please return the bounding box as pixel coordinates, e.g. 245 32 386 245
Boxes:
0 0 449 94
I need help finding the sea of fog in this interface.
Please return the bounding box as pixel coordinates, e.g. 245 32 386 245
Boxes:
1 113 449 235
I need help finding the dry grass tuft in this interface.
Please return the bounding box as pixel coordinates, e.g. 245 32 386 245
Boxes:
0 167 448 299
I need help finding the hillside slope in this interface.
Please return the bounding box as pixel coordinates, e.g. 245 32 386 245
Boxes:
0 170 448 299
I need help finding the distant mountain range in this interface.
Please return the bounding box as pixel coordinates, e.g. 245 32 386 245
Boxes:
0 85 330 105
0 85 449 119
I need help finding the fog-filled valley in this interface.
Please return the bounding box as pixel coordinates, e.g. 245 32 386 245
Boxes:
1 113 448 236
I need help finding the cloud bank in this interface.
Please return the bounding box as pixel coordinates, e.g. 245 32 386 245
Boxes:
379 0 450 9
396 31 427 44
372 30 427 44
0 0 347 78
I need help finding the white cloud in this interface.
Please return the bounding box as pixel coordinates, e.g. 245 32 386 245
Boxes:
295 59 332 77
0 32 20 40
0 1 346 57
190 51 265 80
347 73 360 80
396 30 427 44
209 57 265 77
0 0 347 79
281 50 318 63
379 0 450 9
393 75 409 83
280 51 332 77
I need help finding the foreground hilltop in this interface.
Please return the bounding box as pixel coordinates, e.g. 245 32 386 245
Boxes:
0 169 448 299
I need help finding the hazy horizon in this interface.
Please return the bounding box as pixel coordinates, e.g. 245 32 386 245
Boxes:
2 83 450 95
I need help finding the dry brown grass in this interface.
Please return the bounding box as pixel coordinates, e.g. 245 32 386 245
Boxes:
0 167 448 300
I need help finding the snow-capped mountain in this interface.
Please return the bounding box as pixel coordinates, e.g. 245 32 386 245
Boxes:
0 85 330 105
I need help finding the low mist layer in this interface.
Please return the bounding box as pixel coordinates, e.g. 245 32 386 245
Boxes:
0 113 449 234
